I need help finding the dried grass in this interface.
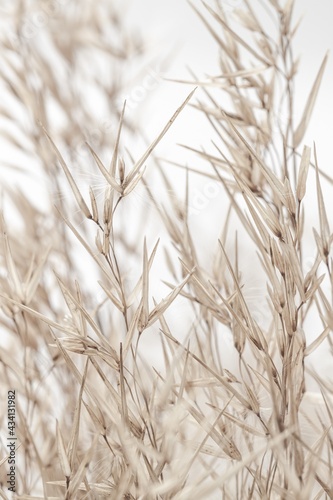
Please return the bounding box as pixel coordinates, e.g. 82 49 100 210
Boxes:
0 1 332 499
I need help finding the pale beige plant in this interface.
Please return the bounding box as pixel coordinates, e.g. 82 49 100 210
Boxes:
0 1 332 499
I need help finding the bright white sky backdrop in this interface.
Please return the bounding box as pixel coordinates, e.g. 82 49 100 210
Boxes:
124 0 333 165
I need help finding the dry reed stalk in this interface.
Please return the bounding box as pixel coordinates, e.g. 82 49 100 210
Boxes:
0 1 332 499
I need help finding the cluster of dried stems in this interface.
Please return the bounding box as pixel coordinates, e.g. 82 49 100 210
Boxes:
0 0 332 498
